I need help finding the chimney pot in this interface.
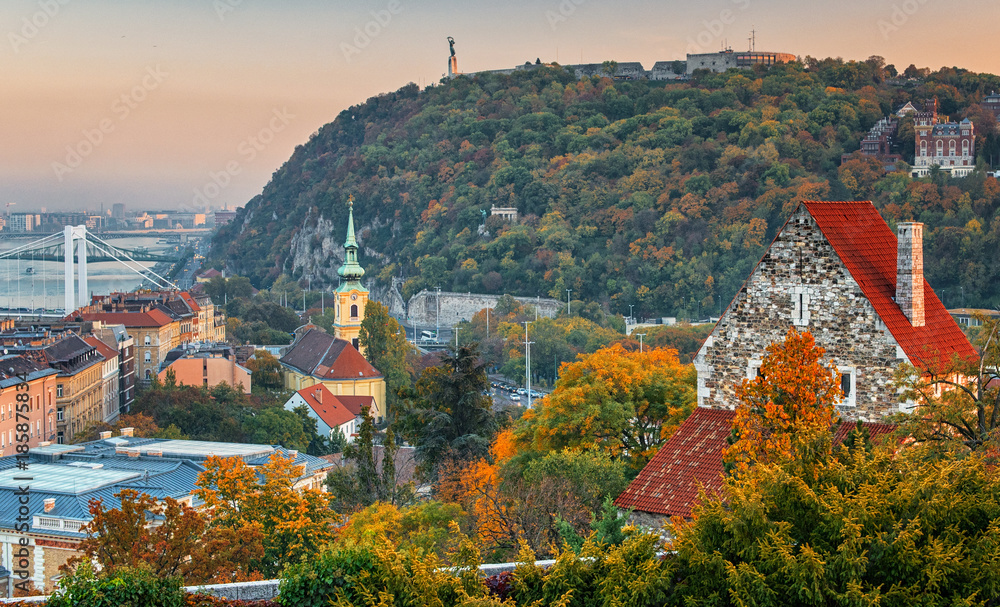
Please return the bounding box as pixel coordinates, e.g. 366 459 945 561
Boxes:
120 427 134 437
896 222 925 327
99 431 112 440
43 498 55 513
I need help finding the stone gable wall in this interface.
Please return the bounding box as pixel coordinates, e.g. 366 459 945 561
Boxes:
694 208 906 421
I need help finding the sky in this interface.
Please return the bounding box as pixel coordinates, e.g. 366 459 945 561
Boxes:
1 0 997 213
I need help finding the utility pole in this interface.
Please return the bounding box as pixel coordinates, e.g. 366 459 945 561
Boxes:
455 325 460 348
524 320 534 408
628 304 634 324
486 307 490 339
435 286 441 341
566 288 572 316
636 333 646 353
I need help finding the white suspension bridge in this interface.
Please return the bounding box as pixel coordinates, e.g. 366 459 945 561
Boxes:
0 226 181 317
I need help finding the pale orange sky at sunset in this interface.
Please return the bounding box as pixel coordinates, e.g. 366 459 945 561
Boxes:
2 0 997 212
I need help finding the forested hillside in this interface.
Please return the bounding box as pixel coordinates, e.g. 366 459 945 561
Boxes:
211 58 1000 316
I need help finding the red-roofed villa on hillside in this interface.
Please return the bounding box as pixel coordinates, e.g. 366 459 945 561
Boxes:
615 200 976 531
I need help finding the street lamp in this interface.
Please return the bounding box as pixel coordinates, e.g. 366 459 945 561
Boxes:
628 304 634 324
566 289 572 316
636 333 646 353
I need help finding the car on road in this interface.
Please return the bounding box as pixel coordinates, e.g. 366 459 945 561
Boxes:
510 393 521 401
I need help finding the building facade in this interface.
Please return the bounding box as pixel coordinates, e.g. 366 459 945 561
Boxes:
911 98 976 177
693 200 976 422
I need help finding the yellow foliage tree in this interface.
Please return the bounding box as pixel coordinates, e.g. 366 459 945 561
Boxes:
194 452 339 576
517 343 696 468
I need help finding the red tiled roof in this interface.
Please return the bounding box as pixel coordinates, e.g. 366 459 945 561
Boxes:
615 407 899 518
295 386 369 429
831 420 896 445
334 395 373 416
179 292 200 313
71 309 174 327
84 336 118 362
614 407 735 518
198 268 223 279
801 201 977 371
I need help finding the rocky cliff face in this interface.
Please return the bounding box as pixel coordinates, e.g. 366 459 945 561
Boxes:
286 212 404 316
287 214 343 285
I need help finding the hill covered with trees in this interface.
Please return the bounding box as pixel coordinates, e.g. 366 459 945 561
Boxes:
211 57 1000 316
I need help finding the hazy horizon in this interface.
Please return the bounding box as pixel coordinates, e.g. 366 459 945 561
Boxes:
3 0 997 213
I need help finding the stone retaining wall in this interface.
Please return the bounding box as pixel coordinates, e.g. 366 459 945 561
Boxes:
407 290 563 326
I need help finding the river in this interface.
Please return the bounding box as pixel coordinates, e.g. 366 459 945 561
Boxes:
0 236 180 313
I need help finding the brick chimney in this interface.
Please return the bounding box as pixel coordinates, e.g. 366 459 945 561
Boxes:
43 498 55 513
896 222 925 327
120 427 134 437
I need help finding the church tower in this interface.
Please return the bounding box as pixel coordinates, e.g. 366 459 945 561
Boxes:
333 197 368 350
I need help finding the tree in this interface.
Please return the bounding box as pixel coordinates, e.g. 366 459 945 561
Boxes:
671 443 1000 606
68 488 263 584
517 344 696 468
244 407 312 452
401 343 500 477
73 412 186 443
895 314 999 455
195 453 338 577
724 328 842 475
245 350 284 391
359 300 412 420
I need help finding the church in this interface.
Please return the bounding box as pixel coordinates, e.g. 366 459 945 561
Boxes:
279 199 387 422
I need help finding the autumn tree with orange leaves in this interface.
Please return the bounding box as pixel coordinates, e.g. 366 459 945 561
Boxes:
724 328 842 475
517 343 696 469
194 452 339 577
66 488 263 584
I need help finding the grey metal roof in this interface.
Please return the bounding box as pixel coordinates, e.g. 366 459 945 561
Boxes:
0 436 336 538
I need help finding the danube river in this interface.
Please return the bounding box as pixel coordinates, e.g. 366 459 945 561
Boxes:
0 236 178 313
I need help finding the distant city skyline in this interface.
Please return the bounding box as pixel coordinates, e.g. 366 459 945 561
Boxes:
2 0 997 212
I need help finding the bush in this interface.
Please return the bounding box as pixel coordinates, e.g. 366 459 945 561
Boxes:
279 540 495 607
46 563 184 607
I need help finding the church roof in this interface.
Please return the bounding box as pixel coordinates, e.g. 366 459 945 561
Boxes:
280 329 382 380
800 201 977 371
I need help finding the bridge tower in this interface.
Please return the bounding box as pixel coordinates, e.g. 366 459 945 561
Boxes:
63 225 89 312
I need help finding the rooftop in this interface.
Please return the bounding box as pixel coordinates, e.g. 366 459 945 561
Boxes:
280 329 382 380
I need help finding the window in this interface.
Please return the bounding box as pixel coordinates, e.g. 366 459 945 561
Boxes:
57 407 64 421
56 384 63 398
144 335 151 346
746 359 763 380
57 431 64 445
838 367 857 407
350 304 359 318
791 288 810 326
144 352 151 363
352 338 360 350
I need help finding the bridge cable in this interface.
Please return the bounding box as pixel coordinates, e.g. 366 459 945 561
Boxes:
87 233 179 291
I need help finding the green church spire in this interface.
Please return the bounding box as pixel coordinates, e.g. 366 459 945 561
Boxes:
336 196 366 289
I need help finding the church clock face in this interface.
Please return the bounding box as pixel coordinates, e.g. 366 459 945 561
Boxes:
351 294 358 300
